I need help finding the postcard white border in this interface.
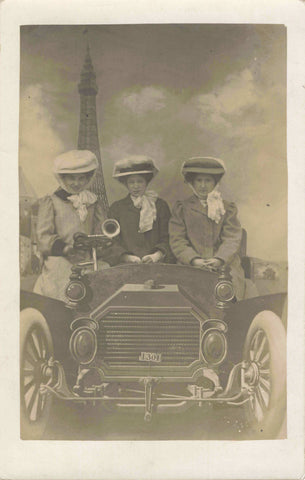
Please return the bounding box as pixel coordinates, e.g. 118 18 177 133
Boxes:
0 0 304 478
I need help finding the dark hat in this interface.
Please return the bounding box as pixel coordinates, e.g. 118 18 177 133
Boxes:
181 156 226 177
113 155 159 179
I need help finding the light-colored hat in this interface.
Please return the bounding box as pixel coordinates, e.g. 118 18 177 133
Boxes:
113 155 159 180
53 150 98 175
181 157 226 178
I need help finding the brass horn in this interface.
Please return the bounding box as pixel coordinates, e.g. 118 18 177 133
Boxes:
101 218 120 238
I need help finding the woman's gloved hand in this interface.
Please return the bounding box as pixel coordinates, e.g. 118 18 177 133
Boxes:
191 257 224 270
203 257 224 268
142 250 164 264
63 245 88 263
121 254 142 264
191 258 206 268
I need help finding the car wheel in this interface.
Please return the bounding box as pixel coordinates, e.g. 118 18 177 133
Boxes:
242 310 286 438
20 308 54 439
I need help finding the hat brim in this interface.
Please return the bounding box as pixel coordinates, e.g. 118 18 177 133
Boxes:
55 166 97 174
182 167 225 175
113 169 158 178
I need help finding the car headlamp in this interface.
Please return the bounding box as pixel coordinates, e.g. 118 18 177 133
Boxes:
201 329 227 365
65 280 87 302
69 327 97 364
215 280 235 302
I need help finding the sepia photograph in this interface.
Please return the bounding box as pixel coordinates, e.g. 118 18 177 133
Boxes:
1 0 305 478
19 24 288 442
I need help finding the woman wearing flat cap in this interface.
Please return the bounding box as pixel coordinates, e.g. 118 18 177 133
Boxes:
169 156 246 300
109 155 173 264
34 149 115 301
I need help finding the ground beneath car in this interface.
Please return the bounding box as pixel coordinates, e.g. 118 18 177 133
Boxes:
42 400 262 441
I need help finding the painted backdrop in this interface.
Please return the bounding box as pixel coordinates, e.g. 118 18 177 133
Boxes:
19 24 286 261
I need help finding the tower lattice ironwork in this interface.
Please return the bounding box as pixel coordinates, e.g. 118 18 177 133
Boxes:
78 45 109 214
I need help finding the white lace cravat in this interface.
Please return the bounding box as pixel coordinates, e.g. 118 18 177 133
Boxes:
199 199 207 208
67 190 97 222
188 183 225 224
131 190 158 233
206 188 225 224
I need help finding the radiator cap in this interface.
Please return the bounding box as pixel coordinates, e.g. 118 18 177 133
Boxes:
143 279 163 290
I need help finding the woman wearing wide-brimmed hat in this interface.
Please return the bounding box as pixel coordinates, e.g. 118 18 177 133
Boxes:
169 156 246 300
109 155 173 264
34 149 114 301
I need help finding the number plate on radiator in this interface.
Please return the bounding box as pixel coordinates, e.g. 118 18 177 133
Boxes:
139 352 162 362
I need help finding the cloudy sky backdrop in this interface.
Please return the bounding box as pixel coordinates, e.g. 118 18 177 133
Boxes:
19 25 286 261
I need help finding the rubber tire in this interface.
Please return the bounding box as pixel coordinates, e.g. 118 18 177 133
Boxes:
20 308 54 439
243 310 286 438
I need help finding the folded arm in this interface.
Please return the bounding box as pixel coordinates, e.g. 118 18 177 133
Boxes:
169 202 200 265
214 202 242 263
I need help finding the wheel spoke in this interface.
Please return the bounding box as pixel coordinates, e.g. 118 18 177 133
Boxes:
254 334 267 362
34 329 46 359
27 385 39 418
28 332 41 360
30 390 40 422
258 384 269 408
23 378 36 395
256 384 267 410
23 368 35 377
253 394 264 422
33 329 46 360
24 350 37 367
259 368 270 377
36 392 44 418
260 352 270 366
252 331 260 352
250 332 259 360
259 376 271 393
41 392 46 412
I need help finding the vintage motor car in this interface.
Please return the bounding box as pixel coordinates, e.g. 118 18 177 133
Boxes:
20 220 287 439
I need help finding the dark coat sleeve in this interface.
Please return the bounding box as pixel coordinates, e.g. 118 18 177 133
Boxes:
80 200 123 266
214 202 242 263
103 201 128 263
108 201 120 225
153 198 172 258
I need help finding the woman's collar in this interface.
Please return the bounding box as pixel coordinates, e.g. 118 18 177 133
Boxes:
54 188 71 201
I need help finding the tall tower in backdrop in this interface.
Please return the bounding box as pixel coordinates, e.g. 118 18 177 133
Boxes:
78 45 109 214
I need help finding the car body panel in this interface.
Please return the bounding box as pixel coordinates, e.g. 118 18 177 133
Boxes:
20 264 286 389
84 264 219 314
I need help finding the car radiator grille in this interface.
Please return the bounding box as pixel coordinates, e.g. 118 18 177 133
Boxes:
97 310 200 367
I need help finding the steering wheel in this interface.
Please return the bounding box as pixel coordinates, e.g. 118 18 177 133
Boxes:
73 232 113 250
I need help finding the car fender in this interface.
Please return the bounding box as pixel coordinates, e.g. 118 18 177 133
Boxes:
223 292 287 365
20 290 76 382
